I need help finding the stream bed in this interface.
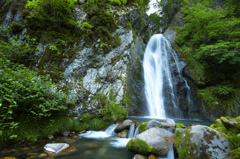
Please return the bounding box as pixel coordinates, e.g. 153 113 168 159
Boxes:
0 117 213 159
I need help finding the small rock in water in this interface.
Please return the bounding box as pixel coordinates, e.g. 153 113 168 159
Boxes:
79 130 86 134
117 130 128 138
133 154 146 159
62 131 70 137
114 119 133 133
47 135 54 140
44 143 69 154
148 154 158 159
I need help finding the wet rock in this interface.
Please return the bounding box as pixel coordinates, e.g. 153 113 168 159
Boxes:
147 120 161 129
44 143 70 154
79 130 86 134
161 118 175 129
175 125 230 159
117 130 128 138
133 154 146 159
114 119 133 133
47 135 54 140
44 143 76 157
62 131 70 137
127 128 176 157
0 157 17 159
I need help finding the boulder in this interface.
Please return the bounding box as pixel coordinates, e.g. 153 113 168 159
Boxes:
133 154 146 159
114 119 132 133
161 118 175 129
175 125 230 159
147 120 161 129
117 130 128 138
127 128 176 157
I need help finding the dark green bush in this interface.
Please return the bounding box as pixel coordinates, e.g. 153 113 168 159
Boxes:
0 55 75 142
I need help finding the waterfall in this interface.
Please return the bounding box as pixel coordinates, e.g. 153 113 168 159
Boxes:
127 124 135 139
133 127 139 137
143 34 191 118
105 123 118 136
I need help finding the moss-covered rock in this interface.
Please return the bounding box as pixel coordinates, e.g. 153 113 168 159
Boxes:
175 125 230 159
126 138 157 156
131 128 175 157
117 129 128 138
220 117 240 133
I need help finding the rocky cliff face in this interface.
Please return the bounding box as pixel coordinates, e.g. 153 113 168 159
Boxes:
0 1 149 117
163 12 203 119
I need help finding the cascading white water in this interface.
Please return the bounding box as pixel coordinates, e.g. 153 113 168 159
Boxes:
133 127 139 137
143 34 191 118
127 124 135 139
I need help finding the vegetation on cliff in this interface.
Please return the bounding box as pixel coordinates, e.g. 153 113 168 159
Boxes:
158 0 240 119
0 0 149 145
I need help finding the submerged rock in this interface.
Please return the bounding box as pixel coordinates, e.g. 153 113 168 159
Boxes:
127 128 176 157
114 119 132 133
133 154 146 159
175 125 230 159
117 130 128 138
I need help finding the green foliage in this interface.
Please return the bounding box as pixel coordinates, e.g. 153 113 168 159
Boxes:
175 127 195 159
175 0 240 117
156 0 184 32
0 117 81 143
138 122 148 133
176 123 184 128
148 13 162 33
79 90 128 130
24 0 78 43
0 35 37 67
0 55 75 143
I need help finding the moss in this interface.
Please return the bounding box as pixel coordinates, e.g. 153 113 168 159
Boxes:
126 138 157 155
211 116 240 150
138 122 148 133
176 123 185 128
175 127 196 159
226 147 240 159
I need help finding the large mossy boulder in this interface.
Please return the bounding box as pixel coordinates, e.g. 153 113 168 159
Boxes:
175 125 230 159
127 128 176 157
